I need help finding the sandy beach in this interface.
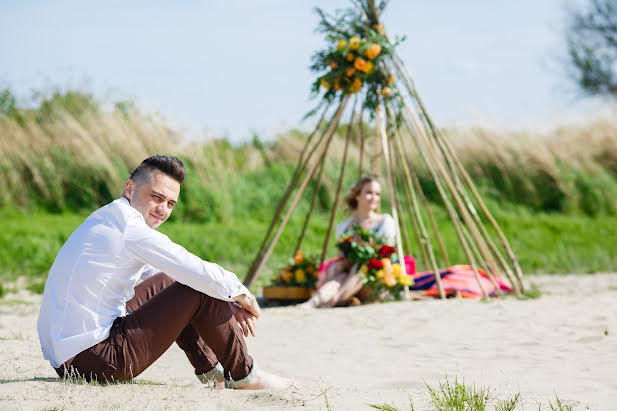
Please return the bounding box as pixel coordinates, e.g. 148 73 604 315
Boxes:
1 273 616 410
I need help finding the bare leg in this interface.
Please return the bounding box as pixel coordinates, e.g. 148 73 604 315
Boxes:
334 272 364 305
301 272 348 308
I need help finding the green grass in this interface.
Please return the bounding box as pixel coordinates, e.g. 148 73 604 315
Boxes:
495 392 521 411
2 205 617 294
366 379 568 411
548 394 574 411
425 376 491 411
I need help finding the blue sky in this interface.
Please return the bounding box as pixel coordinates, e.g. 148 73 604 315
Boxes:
0 0 604 142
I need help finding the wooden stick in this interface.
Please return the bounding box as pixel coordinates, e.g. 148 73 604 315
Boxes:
395 160 429 271
384 78 451 269
396 100 488 299
294 158 325 253
373 106 382 176
391 58 500 297
321 99 357 264
447 162 520 294
244 96 349 288
376 100 408 299
358 103 366 179
422 118 504 285
408 163 451 268
246 104 332 279
392 168 412 258
387 106 446 298
439 132 524 292
393 54 524 292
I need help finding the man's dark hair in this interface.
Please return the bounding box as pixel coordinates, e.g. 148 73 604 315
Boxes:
129 155 186 184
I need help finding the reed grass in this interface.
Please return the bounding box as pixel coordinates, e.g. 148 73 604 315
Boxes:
3 88 617 219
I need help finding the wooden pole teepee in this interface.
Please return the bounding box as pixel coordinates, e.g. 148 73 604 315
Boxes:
244 0 524 298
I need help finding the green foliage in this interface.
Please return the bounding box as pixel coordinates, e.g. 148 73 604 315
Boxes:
495 393 521 411
4 205 617 288
368 403 404 411
519 282 542 300
0 282 5 298
425 376 491 411
548 394 574 411
26 279 46 294
0 88 25 126
37 90 99 123
565 0 617 97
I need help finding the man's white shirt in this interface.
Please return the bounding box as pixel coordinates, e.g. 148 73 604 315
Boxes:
37 197 250 368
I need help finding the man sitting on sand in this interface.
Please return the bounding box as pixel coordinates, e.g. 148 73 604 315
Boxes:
37 155 299 390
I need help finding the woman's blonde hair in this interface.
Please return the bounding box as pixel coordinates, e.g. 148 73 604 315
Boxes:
343 176 379 211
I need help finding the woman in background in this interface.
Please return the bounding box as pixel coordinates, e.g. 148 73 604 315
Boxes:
301 176 396 308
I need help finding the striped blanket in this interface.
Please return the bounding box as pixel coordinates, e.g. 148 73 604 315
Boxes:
411 264 512 299
319 256 510 299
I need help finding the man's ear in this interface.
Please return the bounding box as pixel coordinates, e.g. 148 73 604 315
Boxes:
124 179 135 201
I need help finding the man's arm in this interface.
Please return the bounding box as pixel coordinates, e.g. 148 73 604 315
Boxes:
123 217 251 302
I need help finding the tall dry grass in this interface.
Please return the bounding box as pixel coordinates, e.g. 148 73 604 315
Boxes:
2 89 617 219
440 115 617 215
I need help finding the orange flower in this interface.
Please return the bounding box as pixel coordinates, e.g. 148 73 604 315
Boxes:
328 61 338 69
349 77 362 93
346 67 356 77
294 254 303 264
364 60 374 74
334 79 342 90
381 87 392 97
346 52 355 62
365 43 381 60
384 275 396 287
337 40 347 51
319 77 331 90
387 74 394 84
281 271 293 282
371 24 385 35
354 57 367 71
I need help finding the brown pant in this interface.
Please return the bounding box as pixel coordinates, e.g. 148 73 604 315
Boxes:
55 273 254 385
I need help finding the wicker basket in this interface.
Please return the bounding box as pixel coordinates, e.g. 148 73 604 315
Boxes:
262 286 316 301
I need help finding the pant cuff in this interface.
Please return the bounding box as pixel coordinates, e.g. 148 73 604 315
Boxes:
196 362 224 384
224 359 258 389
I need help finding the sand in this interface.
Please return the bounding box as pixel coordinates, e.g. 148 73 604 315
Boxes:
1 273 616 410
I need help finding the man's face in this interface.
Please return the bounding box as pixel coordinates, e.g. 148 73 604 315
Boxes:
123 170 180 229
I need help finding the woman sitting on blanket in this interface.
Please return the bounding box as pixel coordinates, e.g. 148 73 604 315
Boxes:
301 176 396 308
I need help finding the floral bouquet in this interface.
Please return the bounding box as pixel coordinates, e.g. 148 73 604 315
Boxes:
309 3 406 111
336 226 413 300
274 250 320 289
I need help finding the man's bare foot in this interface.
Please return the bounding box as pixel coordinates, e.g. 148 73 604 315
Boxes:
235 370 301 391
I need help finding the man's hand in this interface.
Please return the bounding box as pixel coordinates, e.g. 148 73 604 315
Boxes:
230 304 257 337
231 294 261 337
232 294 261 319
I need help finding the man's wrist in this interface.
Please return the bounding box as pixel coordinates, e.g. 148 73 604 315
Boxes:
232 293 252 305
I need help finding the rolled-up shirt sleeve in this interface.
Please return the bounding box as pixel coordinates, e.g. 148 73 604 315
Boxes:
123 216 250 301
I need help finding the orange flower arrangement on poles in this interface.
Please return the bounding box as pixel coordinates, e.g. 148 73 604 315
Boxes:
310 3 405 111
